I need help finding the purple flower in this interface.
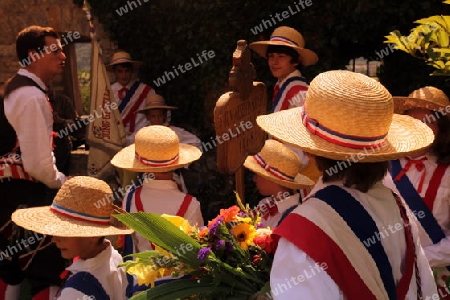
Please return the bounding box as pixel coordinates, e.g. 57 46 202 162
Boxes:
209 216 224 236
215 239 225 250
197 247 211 261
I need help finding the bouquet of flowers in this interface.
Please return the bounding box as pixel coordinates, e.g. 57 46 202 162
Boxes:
115 197 274 300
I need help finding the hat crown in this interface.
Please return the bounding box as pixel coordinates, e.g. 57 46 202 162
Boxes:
270 26 306 48
305 70 393 139
110 51 133 63
257 140 302 178
135 126 180 162
145 94 167 107
408 86 449 106
53 176 113 219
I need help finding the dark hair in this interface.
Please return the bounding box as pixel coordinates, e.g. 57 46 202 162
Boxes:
112 62 133 71
16 26 59 62
432 113 450 164
266 45 299 64
315 156 389 192
97 236 106 245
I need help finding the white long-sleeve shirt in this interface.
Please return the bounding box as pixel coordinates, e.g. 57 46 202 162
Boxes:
384 154 450 290
123 179 204 253
4 69 65 188
111 81 155 145
58 241 127 300
271 179 438 299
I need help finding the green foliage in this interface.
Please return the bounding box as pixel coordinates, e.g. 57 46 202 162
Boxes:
386 14 450 75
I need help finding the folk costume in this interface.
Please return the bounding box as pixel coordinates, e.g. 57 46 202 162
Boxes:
386 86 450 298
111 125 203 296
243 139 314 228
256 70 438 299
11 176 133 300
0 69 66 299
108 51 155 146
249 27 321 179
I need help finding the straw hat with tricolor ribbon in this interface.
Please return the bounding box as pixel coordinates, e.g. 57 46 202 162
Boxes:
256 70 434 162
111 125 201 172
244 139 314 189
393 86 450 114
12 176 133 237
249 26 318 66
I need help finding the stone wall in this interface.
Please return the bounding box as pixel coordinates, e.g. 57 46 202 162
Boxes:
0 0 116 84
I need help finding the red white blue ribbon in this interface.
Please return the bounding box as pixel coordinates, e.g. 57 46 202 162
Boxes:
300 107 387 149
270 36 299 47
50 203 110 225
253 154 294 181
135 152 179 167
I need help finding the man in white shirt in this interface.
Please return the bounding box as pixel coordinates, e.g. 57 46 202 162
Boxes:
0 25 68 300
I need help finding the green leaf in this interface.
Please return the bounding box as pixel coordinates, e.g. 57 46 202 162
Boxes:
114 212 202 268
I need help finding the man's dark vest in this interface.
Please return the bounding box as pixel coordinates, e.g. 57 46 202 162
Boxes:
1 74 46 156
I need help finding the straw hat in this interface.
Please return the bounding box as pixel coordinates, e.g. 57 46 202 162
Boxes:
256 70 434 162
249 26 318 66
12 176 133 237
244 139 314 189
111 125 201 172
137 94 178 113
393 86 450 114
107 50 143 72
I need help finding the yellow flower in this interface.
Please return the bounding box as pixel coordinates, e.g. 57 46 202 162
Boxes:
161 214 192 234
127 262 161 287
231 223 256 250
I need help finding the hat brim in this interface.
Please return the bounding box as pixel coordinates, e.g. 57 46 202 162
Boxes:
393 96 448 114
106 60 143 72
256 107 435 162
249 41 319 66
244 156 314 189
12 207 133 237
111 143 202 172
137 106 179 113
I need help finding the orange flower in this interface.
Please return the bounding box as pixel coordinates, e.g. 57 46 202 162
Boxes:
198 227 209 239
231 223 256 250
219 205 240 223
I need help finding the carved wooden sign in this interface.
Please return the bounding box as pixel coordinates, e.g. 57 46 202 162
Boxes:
214 40 267 174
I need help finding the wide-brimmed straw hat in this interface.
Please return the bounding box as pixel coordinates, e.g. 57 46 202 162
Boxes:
256 70 434 162
393 86 450 114
107 50 143 72
244 139 314 189
12 176 133 237
137 94 178 113
111 125 201 172
249 26 318 66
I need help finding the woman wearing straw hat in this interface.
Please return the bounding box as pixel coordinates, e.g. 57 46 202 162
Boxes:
11 176 133 300
111 125 203 296
385 86 450 298
256 70 438 299
244 139 314 228
107 50 156 146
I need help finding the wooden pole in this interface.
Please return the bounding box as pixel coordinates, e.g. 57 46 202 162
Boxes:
235 166 245 204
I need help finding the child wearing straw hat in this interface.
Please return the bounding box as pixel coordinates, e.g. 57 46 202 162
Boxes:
250 26 320 180
243 139 314 228
384 86 450 298
111 125 203 295
249 26 318 113
138 93 201 149
11 176 133 300
256 70 438 299
107 50 156 146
